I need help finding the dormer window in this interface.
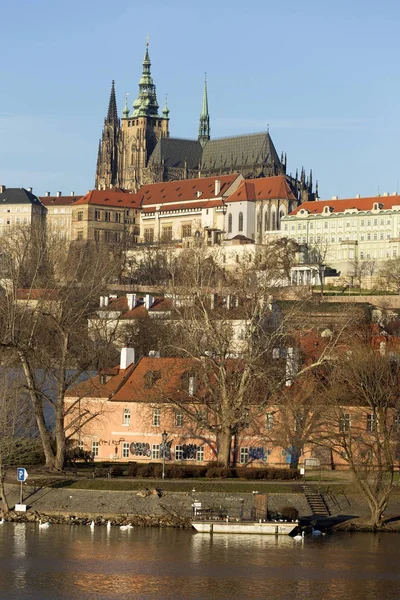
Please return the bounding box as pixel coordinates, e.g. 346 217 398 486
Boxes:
144 370 161 389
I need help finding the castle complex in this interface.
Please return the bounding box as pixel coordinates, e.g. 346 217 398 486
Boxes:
95 43 316 201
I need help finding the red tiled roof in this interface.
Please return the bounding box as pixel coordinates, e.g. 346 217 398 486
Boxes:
227 177 296 203
73 189 142 209
290 195 400 216
40 196 82 206
97 296 170 320
16 289 59 301
140 175 240 207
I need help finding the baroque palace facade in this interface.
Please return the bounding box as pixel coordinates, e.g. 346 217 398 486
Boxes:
95 43 315 201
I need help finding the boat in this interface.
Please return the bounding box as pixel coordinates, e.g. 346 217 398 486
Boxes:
191 519 298 535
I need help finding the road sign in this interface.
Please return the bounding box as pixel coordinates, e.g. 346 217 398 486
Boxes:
17 468 28 482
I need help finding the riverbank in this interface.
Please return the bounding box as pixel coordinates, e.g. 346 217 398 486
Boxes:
2 481 400 532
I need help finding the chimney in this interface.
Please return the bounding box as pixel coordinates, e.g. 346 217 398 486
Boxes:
56 191 62 197
70 191 75 196
100 296 104 308
126 293 137 310
331 195 338 200
145 294 154 310
226 294 232 309
215 180 221 196
103 296 109 307
27 187 33 193
0 185 6 193
355 194 360 198
120 347 135 370
383 192 389 197
45 191 51 197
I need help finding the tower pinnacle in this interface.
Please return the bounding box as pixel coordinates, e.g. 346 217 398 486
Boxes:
106 80 119 125
198 74 210 147
132 41 159 117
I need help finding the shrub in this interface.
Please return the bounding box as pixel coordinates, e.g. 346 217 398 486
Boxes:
166 465 187 478
206 466 237 478
136 464 155 478
127 462 138 477
279 506 299 521
110 465 123 477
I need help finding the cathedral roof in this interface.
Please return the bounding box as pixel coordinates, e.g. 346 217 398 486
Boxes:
147 137 202 170
73 189 142 208
201 132 281 172
227 176 297 203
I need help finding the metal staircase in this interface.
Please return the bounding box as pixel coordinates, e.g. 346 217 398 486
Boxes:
302 485 331 516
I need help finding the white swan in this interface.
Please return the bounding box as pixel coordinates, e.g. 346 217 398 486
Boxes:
39 519 50 529
293 531 305 541
89 520 95 529
107 520 112 530
0 518 5 525
119 524 133 530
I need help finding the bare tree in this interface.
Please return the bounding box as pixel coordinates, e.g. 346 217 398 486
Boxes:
0 228 121 470
376 258 400 293
321 344 400 528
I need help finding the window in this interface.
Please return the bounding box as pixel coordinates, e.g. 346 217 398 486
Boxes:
94 230 100 242
77 231 83 240
78 439 84 450
240 447 249 464
162 226 172 242
271 209 276 230
152 444 160 459
182 224 192 238
115 212 121 223
95 210 101 221
175 445 183 460
123 408 131 426
238 212 244 232
105 211 111 222
175 411 184 427
122 442 130 458
373 233 377 240
152 407 161 427
339 413 351 433
265 413 274 430
77 211 83 221
361 219 364 226
228 213 232 233
144 228 154 243
92 441 99 457
366 413 377 432
196 446 204 461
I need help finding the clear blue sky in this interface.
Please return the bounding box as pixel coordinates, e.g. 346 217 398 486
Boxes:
1 0 399 199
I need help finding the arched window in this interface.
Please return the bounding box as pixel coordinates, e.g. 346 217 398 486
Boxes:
279 208 286 229
238 212 244 232
264 208 268 232
271 207 276 231
228 213 232 234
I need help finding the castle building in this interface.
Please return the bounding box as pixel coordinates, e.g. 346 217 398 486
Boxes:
95 44 315 201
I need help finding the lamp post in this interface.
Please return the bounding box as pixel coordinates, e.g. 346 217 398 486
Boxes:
161 430 168 480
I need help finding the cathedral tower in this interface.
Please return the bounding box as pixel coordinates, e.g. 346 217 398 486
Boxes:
119 42 169 191
198 76 210 147
95 80 120 190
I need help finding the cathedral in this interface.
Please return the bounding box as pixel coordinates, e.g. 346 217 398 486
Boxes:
95 43 316 200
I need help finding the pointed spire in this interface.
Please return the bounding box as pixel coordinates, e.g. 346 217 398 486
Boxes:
198 74 210 147
122 93 130 118
162 94 170 118
309 169 313 192
106 80 119 125
132 39 159 117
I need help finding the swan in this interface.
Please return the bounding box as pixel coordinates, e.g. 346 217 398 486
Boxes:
293 531 305 541
119 524 133 530
107 520 112 530
0 518 5 525
39 519 50 529
89 520 95 529
311 528 322 536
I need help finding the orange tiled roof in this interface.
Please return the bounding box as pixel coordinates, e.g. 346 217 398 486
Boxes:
290 195 400 216
16 289 59 301
140 174 240 207
227 177 296 203
73 189 142 209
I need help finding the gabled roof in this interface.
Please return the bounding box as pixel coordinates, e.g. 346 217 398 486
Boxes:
140 174 240 208
201 132 281 172
40 195 82 207
147 137 202 170
0 188 44 207
226 176 296 203
73 189 142 208
289 195 400 216
15 289 59 301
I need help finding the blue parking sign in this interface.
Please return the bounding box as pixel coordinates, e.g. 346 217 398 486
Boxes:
17 468 28 482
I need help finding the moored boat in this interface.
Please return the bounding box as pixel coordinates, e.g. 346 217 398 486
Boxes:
191 520 298 535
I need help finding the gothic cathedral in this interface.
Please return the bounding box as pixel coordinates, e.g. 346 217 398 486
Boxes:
95 43 315 201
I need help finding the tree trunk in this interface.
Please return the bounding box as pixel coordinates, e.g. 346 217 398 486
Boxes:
17 350 55 469
54 333 69 471
217 427 233 467
0 467 9 514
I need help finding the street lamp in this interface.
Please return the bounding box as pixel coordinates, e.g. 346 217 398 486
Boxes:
161 430 168 480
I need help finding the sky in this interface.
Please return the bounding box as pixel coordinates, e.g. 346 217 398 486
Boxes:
1 0 400 199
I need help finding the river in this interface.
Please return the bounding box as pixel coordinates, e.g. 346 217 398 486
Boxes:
0 523 399 599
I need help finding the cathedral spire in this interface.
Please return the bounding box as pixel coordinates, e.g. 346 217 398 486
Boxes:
106 80 119 125
198 74 210 147
132 40 159 117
